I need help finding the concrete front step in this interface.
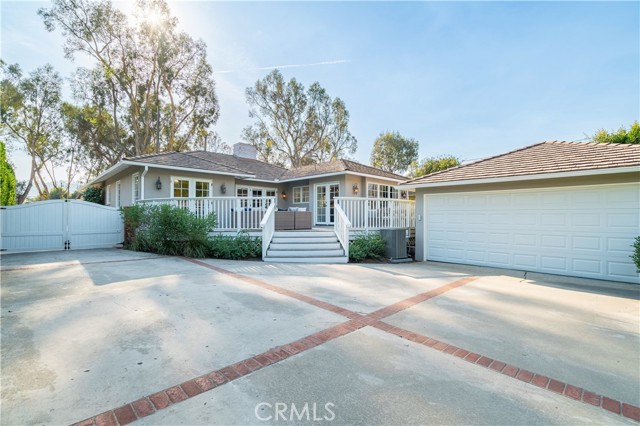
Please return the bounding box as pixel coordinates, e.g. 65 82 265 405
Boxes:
266 249 345 257
271 237 338 244
265 229 347 264
273 231 335 238
263 256 349 264
269 242 342 250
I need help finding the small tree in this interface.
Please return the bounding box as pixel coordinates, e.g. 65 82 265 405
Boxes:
632 236 640 273
370 131 419 174
590 121 640 145
83 186 103 204
0 141 16 205
409 155 461 178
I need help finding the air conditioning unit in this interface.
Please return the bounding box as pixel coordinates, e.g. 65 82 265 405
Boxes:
379 229 411 262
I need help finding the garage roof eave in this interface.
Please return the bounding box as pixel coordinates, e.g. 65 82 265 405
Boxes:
398 166 640 189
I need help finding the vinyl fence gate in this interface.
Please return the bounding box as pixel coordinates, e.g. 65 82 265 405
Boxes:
0 200 124 252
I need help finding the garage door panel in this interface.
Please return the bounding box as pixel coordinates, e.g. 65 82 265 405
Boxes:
486 232 510 245
572 259 602 274
571 236 601 251
607 213 638 229
540 256 568 272
572 213 601 227
487 252 510 265
540 213 567 226
513 214 537 226
512 193 539 206
513 254 537 268
605 185 639 205
607 237 635 254
608 262 638 279
541 235 567 249
425 184 640 283
570 190 601 205
488 194 512 206
466 250 486 262
487 214 511 225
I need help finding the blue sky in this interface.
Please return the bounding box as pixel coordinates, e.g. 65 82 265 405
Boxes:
2 1 639 182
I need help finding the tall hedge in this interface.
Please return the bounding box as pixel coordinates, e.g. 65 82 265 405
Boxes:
0 142 16 205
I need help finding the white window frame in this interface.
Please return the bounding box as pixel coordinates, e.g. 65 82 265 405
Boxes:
105 184 111 206
236 185 277 208
131 173 140 203
367 182 399 199
115 181 121 208
170 176 213 198
293 186 310 204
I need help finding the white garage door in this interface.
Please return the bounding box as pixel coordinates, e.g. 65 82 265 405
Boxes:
425 183 640 284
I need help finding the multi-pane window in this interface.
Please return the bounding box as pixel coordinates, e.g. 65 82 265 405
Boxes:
293 186 309 203
380 185 390 198
236 186 276 208
115 181 121 207
367 183 398 199
132 173 140 202
173 179 189 197
367 183 378 198
195 181 210 198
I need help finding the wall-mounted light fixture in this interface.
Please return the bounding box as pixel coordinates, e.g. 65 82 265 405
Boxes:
281 191 287 199
155 177 162 190
220 183 226 194
352 183 359 195
400 190 407 199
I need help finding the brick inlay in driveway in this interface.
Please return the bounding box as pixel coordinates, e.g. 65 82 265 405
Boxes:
71 260 639 425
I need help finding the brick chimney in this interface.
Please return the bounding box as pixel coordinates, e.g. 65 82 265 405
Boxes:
232 143 257 160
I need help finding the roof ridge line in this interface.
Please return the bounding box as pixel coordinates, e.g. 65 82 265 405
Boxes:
181 152 254 175
192 150 290 171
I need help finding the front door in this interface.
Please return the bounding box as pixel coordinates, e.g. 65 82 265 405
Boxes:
315 183 340 225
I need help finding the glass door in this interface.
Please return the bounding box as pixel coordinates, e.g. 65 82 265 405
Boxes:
315 183 340 225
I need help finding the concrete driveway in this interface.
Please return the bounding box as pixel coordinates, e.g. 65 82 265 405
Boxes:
1 249 638 425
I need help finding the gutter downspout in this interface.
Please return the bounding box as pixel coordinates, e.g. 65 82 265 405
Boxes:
141 166 149 202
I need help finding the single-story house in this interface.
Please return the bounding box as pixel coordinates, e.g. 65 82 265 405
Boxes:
89 143 415 263
399 141 640 284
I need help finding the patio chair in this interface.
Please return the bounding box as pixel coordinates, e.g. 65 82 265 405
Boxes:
294 211 312 229
275 211 295 230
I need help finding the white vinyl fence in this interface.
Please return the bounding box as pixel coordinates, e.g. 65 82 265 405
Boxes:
1 200 124 252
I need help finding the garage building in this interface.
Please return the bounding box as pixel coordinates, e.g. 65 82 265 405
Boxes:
400 141 640 284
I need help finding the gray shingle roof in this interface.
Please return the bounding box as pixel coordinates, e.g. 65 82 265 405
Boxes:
125 152 252 175
280 159 405 181
125 152 405 182
186 151 288 180
402 141 640 186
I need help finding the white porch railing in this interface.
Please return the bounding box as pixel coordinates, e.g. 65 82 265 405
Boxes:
260 202 277 259
139 197 277 231
335 197 415 230
334 203 352 259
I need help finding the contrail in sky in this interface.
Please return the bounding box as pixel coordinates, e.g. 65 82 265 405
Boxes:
214 59 351 74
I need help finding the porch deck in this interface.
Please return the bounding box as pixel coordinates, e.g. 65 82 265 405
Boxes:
139 196 415 263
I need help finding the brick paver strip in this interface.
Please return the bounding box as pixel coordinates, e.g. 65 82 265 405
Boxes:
370 320 640 424
71 261 639 425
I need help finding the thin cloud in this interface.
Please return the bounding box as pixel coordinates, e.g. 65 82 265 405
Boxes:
214 59 350 74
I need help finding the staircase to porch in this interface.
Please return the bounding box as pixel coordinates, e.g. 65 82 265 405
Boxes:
263 230 349 264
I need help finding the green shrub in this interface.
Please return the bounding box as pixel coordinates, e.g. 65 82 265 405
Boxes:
83 186 103 204
209 231 262 260
121 204 150 250
122 204 216 258
349 232 386 262
632 236 640 273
